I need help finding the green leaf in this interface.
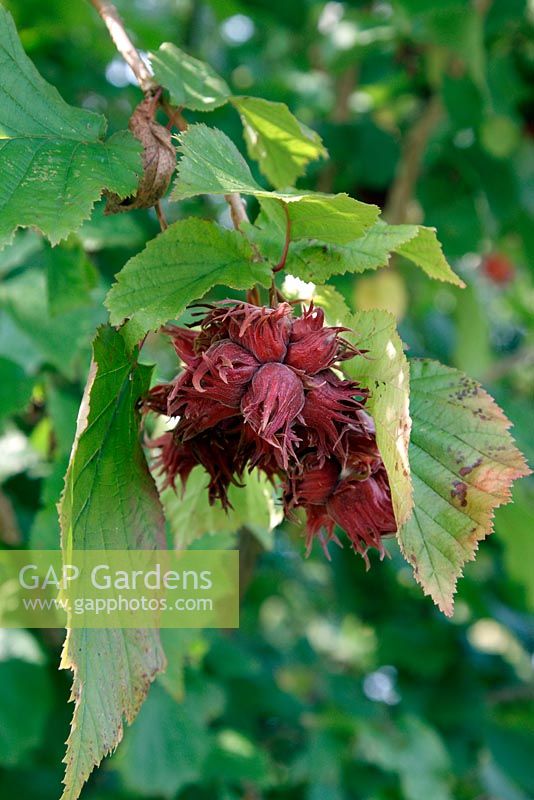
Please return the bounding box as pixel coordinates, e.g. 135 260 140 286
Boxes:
495 485 534 609
172 124 262 197
204 729 273 787
0 630 53 768
157 629 205 702
171 125 379 243
0 357 33 421
0 229 43 278
284 223 464 286
161 465 281 548
113 681 210 798
453 283 492 379
106 218 271 332
0 7 142 249
359 714 453 800
343 310 412 528
395 226 465 287
259 193 379 245
78 200 148 252
231 96 327 187
399 359 530 615
150 43 230 111
44 240 98 316
59 325 166 800
0 268 105 380
285 223 418 281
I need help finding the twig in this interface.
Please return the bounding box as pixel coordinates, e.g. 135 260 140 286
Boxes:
89 0 156 93
269 279 289 307
155 200 168 230
161 99 188 132
224 193 249 229
384 95 443 225
90 0 252 234
332 65 358 124
488 684 534 705
482 346 534 383
273 203 291 273
246 285 260 305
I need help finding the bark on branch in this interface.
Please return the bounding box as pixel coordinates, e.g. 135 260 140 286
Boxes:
89 0 156 93
89 0 251 229
384 95 443 225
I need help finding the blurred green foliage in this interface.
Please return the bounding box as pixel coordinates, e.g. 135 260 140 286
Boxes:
0 1 533 799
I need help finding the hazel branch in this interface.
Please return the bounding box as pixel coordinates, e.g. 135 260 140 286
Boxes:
89 0 251 231
384 95 443 225
224 193 249 230
89 0 156 93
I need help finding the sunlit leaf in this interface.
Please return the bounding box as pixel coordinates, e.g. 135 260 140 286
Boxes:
171 124 379 243
395 226 464 287
151 43 230 111
284 223 464 286
343 310 412 528
232 96 327 187
172 124 262 197
106 218 271 332
260 193 379 245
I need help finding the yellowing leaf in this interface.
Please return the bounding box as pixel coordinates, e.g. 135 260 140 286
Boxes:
399 360 530 615
343 311 412 529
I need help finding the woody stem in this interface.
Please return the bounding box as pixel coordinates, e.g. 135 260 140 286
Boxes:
89 0 251 231
89 0 156 93
273 204 291 273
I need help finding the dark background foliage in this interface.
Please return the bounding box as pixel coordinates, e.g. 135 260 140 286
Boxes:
0 1 533 799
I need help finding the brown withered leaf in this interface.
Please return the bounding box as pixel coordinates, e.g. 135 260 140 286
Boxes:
105 97 176 214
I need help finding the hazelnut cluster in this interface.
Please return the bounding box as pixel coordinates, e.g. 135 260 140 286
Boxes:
147 302 396 561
